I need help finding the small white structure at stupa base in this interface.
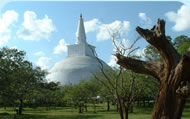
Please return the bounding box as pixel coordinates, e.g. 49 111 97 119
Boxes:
47 14 109 85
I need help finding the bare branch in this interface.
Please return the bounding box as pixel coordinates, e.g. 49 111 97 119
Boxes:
89 44 116 89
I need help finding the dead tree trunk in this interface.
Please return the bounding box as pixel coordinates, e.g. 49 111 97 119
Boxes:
115 19 190 119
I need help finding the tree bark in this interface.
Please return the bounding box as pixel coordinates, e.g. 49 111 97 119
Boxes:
124 106 129 119
130 104 133 113
117 97 124 119
93 102 96 113
84 104 88 112
18 99 23 115
107 100 110 111
115 19 190 119
78 105 82 113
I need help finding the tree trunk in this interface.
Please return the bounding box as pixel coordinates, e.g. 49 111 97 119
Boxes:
152 77 186 119
124 106 129 119
93 103 96 113
107 99 110 111
137 99 140 106
46 104 49 111
78 105 82 113
143 98 146 107
18 99 23 115
84 104 88 112
130 103 133 113
115 19 190 119
13 114 16 119
117 98 124 119
116 103 119 112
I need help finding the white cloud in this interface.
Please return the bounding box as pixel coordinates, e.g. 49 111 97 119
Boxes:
138 12 152 28
0 35 10 45
97 20 130 41
46 71 61 83
36 57 51 70
113 38 134 57
10 46 17 49
82 18 130 41
113 38 130 52
108 38 130 68
108 55 118 68
34 51 45 56
84 18 100 33
165 5 190 32
0 10 18 45
139 13 147 21
17 11 55 41
0 10 18 33
135 48 145 58
54 39 69 54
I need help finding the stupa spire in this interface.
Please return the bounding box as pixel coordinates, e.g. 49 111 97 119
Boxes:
76 14 86 44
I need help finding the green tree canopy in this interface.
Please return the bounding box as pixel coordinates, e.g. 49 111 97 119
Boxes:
0 47 47 114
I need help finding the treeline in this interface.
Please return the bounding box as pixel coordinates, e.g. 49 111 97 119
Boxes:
0 35 189 116
0 47 158 115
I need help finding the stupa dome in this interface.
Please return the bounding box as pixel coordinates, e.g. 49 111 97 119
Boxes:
47 14 110 85
47 56 109 84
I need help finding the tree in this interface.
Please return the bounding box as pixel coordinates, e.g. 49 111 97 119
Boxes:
92 33 143 119
115 19 190 119
97 80 114 111
63 80 101 113
0 47 47 114
173 35 190 55
134 74 159 107
0 47 26 109
32 81 61 110
94 66 143 119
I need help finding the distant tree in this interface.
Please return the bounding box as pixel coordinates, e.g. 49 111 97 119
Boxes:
34 81 60 110
63 79 102 113
97 80 114 111
144 45 161 61
134 74 159 107
173 35 190 55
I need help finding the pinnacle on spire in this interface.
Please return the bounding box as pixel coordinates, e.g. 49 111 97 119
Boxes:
80 13 82 18
76 14 86 44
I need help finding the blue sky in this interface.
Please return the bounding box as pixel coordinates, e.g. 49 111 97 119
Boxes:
0 1 190 70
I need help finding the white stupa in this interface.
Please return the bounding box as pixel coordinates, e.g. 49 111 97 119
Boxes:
47 14 109 85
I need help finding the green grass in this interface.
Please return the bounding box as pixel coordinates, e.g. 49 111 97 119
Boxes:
0 102 190 119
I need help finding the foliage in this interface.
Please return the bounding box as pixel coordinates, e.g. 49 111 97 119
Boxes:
173 35 190 55
62 79 102 113
144 35 190 61
0 47 47 114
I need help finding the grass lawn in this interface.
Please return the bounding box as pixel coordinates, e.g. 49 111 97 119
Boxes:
0 102 189 119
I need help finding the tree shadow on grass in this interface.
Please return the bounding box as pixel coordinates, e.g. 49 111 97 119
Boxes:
9 114 102 119
182 107 190 118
